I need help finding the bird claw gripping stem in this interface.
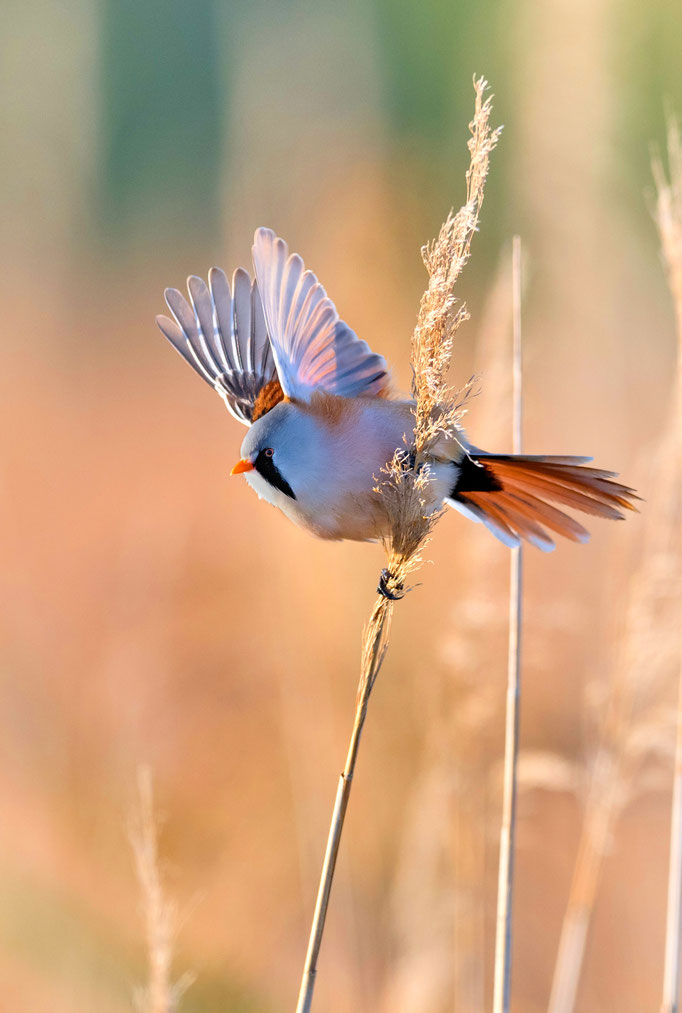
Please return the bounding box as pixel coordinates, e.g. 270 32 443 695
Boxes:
377 568 405 600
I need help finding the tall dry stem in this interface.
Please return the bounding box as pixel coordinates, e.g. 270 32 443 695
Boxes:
129 766 193 1013
380 243 521 1013
294 76 500 1013
493 236 524 1013
654 116 682 1013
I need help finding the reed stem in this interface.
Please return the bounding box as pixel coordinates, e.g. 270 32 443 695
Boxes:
493 235 524 1013
295 597 393 1013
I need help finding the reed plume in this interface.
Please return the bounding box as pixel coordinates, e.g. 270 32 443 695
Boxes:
130 767 193 1013
295 76 501 1013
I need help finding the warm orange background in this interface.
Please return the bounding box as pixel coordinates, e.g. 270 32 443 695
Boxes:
1 1 681 1010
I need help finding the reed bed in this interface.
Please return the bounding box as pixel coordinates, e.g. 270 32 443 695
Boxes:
547 120 682 1013
294 76 501 1013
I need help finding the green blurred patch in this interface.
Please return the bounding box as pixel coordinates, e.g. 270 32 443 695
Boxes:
181 971 267 1013
371 0 514 261
0 864 265 1011
98 0 223 243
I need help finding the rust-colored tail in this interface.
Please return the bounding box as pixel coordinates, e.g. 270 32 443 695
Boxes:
447 454 639 551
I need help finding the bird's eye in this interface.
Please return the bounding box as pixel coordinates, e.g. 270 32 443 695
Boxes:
264 447 274 457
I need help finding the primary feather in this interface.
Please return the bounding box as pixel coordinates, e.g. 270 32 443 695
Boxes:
156 267 276 424
251 227 389 401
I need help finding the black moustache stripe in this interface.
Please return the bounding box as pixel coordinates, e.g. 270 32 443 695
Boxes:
254 450 297 499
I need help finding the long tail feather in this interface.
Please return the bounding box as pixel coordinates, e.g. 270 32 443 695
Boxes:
446 453 639 551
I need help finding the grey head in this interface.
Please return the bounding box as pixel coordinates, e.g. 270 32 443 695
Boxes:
239 401 319 502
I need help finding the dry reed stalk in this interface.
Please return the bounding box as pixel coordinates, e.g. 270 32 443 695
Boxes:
548 122 682 1013
654 117 682 1013
493 235 524 1013
130 767 193 1013
294 76 501 1013
379 245 520 1013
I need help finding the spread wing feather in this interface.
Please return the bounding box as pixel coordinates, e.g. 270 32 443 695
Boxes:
251 227 388 401
156 268 277 424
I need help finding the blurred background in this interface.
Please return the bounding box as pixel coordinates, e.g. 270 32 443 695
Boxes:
1 0 681 1010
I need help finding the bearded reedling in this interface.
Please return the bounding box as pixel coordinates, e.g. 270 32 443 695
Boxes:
156 228 638 551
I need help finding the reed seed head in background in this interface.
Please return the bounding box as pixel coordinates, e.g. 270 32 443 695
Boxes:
653 118 682 343
129 768 193 1013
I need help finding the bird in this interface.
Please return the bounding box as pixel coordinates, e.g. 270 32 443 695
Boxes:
156 227 638 551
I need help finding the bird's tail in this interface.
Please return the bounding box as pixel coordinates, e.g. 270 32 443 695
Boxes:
446 453 639 552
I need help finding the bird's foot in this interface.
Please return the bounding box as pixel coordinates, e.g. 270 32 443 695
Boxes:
377 568 405 601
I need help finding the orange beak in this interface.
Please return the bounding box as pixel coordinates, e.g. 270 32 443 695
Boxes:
231 458 255 475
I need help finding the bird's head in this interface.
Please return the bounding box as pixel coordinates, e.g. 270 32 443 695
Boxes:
231 402 320 503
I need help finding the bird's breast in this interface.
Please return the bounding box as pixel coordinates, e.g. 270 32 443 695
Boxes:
245 397 457 542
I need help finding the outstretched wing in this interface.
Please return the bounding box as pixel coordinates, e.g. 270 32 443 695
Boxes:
251 227 389 402
156 268 277 425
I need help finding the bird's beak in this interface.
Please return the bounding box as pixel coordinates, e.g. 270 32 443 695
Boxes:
231 458 255 475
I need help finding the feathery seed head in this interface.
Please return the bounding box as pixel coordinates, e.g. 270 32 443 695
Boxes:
378 76 501 588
